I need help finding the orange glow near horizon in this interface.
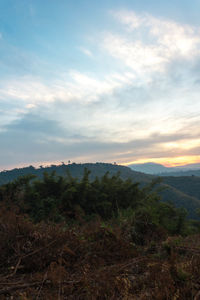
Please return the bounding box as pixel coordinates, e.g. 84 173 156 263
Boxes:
124 155 200 167
2 155 200 173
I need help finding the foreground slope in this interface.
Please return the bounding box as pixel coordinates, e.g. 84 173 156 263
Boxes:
0 208 200 299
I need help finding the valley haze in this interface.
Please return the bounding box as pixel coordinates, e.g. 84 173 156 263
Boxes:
129 162 200 174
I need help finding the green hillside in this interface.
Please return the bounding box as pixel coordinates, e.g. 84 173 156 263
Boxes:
160 183 200 218
0 163 200 219
163 176 200 199
160 170 200 177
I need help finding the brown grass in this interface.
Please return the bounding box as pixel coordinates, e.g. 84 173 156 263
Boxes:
0 208 200 299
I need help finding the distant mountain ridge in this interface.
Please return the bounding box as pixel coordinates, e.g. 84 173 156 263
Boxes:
129 162 200 175
128 162 173 174
0 163 152 186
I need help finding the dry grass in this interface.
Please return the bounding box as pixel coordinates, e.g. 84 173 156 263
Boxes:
0 208 200 299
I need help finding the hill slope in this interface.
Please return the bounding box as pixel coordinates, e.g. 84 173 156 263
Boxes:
162 176 200 199
0 163 152 186
0 163 200 218
159 169 200 177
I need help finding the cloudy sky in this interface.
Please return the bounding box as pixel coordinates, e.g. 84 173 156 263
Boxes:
1 0 200 170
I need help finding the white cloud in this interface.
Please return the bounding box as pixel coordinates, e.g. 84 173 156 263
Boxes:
80 47 93 57
26 103 36 109
0 69 135 107
104 33 167 74
104 11 200 75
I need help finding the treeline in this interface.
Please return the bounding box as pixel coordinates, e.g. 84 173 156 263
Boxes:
2 162 200 220
0 169 199 240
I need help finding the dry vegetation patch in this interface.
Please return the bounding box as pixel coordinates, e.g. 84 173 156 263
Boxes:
0 209 200 299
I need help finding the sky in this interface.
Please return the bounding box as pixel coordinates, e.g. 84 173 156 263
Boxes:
1 0 200 170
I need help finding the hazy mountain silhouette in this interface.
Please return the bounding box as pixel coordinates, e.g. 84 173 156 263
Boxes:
129 162 200 175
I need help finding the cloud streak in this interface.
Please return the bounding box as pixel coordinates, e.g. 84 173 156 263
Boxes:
0 70 135 107
1 111 200 170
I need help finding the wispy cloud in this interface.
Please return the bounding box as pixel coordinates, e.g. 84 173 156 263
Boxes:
104 10 200 76
80 47 93 57
0 112 199 170
0 70 135 107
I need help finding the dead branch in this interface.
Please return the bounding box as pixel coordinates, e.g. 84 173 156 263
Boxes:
36 271 48 300
22 239 57 259
5 257 22 279
0 281 41 295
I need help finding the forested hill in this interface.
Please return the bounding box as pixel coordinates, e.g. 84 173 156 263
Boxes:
0 163 200 219
0 163 153 186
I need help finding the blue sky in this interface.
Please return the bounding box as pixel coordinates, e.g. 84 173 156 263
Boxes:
1 0 200 170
